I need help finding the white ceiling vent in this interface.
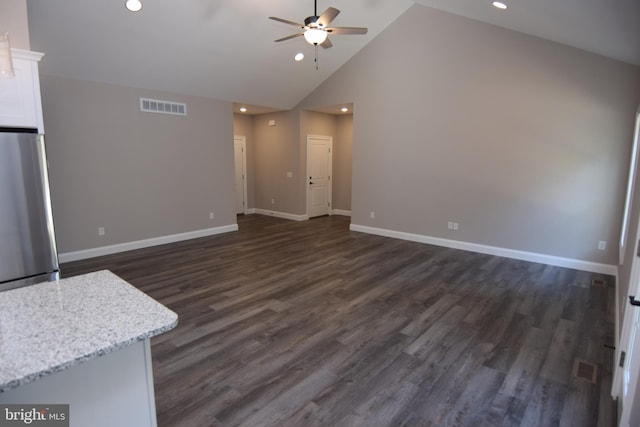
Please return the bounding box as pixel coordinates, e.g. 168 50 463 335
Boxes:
140 97 186 116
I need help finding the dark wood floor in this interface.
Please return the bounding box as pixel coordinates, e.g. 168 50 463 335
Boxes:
62 214 617 427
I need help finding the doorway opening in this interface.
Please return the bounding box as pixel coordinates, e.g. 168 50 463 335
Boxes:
234 136 247 215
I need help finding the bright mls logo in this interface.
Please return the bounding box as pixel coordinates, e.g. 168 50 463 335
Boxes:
0 405 68 426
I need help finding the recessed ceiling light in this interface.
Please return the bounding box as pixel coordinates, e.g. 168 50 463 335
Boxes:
492 1 507 10
125 0 143 12
341 107 349 113
239 107 247 113
294 53 304 62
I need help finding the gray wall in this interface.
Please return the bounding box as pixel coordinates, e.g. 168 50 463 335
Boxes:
41 75 236 254
300 4 640 265
252 110 302 214
334 114 353 212
32 3 640 269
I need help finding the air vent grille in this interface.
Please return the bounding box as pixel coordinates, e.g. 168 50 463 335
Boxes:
572 359 597 383
591 278 608 288
140 98 186 116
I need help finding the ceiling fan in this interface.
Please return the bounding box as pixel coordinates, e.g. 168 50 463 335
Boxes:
269 0 368 49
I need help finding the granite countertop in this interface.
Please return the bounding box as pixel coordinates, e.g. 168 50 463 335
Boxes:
0 270 178 393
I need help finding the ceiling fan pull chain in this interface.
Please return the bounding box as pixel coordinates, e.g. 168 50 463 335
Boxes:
315 44 319 70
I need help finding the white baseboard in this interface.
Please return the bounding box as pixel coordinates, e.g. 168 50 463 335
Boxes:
331 209 352 216
350 223 618 276
59 224 239 263
253 209 308 221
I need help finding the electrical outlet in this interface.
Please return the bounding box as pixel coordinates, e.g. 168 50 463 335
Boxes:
98 227 105 236
598 240 607 251
271 198 275 205
209 212 215 220
448 221 459 231
286 171 293 178
453 222 459 231
370 211 375 219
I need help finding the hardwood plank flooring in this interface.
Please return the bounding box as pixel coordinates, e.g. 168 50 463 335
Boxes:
61 214 617 426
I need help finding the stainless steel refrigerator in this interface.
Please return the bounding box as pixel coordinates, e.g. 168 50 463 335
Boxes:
0 128 59 292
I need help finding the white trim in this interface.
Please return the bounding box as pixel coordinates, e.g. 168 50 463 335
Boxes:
331 209 352 216
59 224 238 263
245 208 257 214
619 110 640 264
350 223 618 276
11 48 44 62
254 209 308 221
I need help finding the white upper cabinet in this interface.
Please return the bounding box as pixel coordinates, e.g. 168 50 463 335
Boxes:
0 49 44 132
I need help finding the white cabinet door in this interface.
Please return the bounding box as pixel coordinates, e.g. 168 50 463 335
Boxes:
0 49 44 131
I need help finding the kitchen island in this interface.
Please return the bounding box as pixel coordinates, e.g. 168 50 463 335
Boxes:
0 270 177 426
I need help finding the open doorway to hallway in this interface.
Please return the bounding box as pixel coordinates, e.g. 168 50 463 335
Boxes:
231 103 353 222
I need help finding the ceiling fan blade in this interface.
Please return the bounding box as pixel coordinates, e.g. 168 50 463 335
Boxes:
317 7 340 27
274 33 304 42
326 26 368 35
269 16 304 28
320 37 333 49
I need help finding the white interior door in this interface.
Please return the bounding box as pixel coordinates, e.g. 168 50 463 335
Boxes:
307 135 332 218
618 235 640 425
615 111 640 426
622 306 640 425
233 136 247 214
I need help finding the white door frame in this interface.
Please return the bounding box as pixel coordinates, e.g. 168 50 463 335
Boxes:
306 134 333 218
233 136 248 215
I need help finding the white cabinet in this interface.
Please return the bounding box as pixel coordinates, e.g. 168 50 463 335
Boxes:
0 49 44 131
0 340 159 427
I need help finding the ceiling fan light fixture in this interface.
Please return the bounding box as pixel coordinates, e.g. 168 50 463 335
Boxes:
125 0 143 12
304 28 328 45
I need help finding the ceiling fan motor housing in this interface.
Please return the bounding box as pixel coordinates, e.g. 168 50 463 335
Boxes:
305 16 321 27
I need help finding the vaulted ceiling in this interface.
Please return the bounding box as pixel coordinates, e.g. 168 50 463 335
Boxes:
26 0 640 112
